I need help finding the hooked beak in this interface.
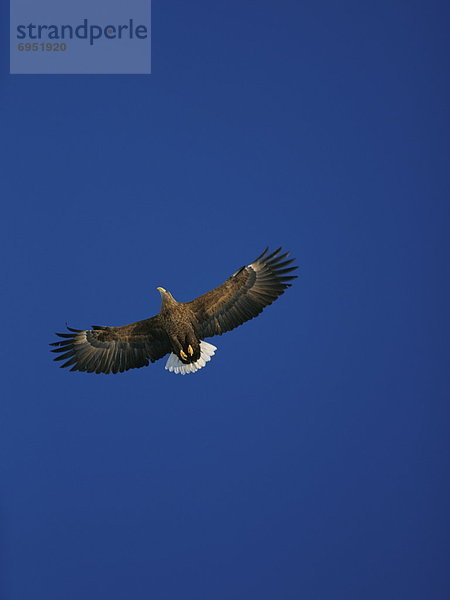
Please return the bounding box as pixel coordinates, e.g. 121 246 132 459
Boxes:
156 287 166 293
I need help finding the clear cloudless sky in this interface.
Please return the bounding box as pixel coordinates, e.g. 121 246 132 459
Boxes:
1 1 449 599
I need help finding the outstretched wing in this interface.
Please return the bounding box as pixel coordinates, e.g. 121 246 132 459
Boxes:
50 316 170 374
187 247 298 338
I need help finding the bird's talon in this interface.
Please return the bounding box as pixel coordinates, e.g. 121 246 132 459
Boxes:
180 350 188 360
188 345 194 356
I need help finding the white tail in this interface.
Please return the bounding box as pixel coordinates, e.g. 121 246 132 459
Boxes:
165 341 217 375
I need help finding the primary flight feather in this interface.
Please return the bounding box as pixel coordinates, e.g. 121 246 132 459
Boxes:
51 247 298 375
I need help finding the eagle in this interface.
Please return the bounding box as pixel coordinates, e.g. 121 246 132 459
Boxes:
51 247 298 375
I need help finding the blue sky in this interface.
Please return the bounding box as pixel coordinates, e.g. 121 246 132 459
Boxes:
1 1 449 599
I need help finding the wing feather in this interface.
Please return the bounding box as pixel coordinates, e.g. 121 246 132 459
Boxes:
188 247 298 338
50 316 170 374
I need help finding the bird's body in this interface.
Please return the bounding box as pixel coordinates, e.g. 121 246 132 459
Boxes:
157 290 202 362
51 248 298 375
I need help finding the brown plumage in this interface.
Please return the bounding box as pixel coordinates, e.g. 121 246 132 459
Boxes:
51 247 298 375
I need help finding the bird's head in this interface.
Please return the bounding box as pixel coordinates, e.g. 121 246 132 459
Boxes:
157 287 177 308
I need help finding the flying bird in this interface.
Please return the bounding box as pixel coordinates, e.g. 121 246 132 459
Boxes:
51 247 298 375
